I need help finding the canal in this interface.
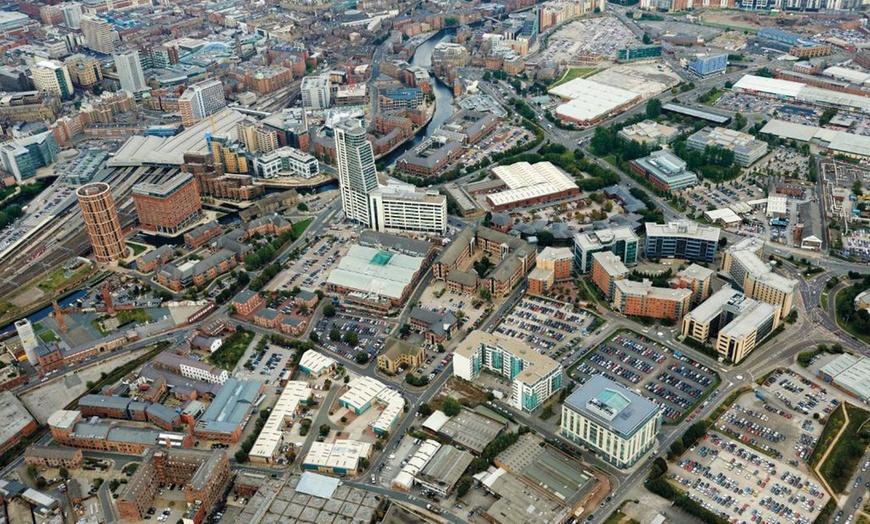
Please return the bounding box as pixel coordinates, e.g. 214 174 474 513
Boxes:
383 30 456 166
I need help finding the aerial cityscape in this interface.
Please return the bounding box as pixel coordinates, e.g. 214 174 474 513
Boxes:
0 0 869 523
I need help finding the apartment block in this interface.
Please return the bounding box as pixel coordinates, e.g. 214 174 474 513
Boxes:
453 330 562 412
670 263 714 306
612 280 692 321
644 220 720 263
573 226 639 274
368 186 447 235
722 240 797 318
591 251 629 301
132 173 202 235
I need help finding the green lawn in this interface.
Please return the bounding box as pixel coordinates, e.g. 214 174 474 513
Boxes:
292 218 313 239
37 265 92 292
115 309 152 327
127 242 148 256
550 67 598 89
815 403 870 493
38 329 59 343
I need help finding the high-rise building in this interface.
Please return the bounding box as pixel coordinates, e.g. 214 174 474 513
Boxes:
300 75 331 109
368 185 447 235
114 50 146 93
64 54 103 88
453 330 563 412
15 319 39 366
335 119 378 226
722 238 797 319
178 79 226 126
670 263 714 306
61 2 83 29
688 54 728 77
132 173 203 235
573 225 639 273
77 182 127 262
0 131 59 183
80 15 119 55
561 375 662 469
591 251 629 301
31 61 74 99
644 220 721 263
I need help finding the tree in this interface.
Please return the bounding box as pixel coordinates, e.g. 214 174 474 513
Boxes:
324 379 332 390
646 98 662 119
297 202 309 212
323 304 337 317
642 33 652 44
319 424 331 437
457 476 472 497
59 468 69 480
718 237 728 248
442 396 462 417
344 375 350 384
853 178 864 197
355 351 369 364
329 328 341 341
235 449 249 463
343 331 359 346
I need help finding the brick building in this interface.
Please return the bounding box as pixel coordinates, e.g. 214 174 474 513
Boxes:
24 445 84 469
132 173 203 235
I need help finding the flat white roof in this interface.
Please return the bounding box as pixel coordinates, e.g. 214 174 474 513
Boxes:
592 251 628 277
339 376 388 411
704 207 742 224
550 78 640 123
488 161 578 206
326 245 424 300
249 381 310 460
719 300 777 340
303 440 371 470
732 75 805 98
645 220 721 242
684 286 741 325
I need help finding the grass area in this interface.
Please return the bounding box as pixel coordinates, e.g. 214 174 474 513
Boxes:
809 403 846 469
834 287 870 345
603 511 639 524
291 218 313 239
816 403 870 493
127 242 148 256
36 264 92 292
821 291 829 312
91 320 110 337
698 19 759 33
550 67 598 88
208 329 255 370
116 308 152 327
38 329 59 343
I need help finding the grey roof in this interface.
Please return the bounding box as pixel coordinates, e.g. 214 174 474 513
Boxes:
139 245 174 265
410 308 457 337
186 220 221 239
196 378 261 434
295 289 317 301
438 228 475 267
79 394 132 412
418 445 474 488
257 308 282 321
359 230 432 257
446 270 478 287
25 445 81 461
491 213 511 227
234 289 259 304
564 375 660 438
71 422 111 439
107 426 165 445
603 185 647 213
139 364 222 398
188 450 227 491
146 403 180 425
296 472 341 499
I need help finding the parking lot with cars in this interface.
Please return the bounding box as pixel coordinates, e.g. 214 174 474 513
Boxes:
569 331 719 422
316 311 392 364
685 178 765 216
491 295 601 362
266 235 348 292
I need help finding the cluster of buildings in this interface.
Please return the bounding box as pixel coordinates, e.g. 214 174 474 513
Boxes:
484 161 580 212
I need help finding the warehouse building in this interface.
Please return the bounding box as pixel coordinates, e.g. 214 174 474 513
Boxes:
453 330 563 412
549 78 641 127
561 375 662 468
818 354 870 402
194 379 264 443
573 225 639 273
630 150 699 191
249 381 310 463
416 445 474 497
303 440 372 477
391 440 441 491
733 75 870 113
0 391 38 454
485 161 580 211
687 127 768 167
338 376 405 436
422 408 507 455
298 351 336 377
760 119 870 160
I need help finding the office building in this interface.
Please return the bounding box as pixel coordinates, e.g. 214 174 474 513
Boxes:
670 263 714 306
591 252 629 301
65 55 103 88
722 240 797 318
61 2 83 28
714 297 779 363
178 79 226 127
618 120 679 145
77 182 127 262
561 376 661 468
686 127 768 167
377 339 425 374
301 75 331 109
453 330 562 412
680 286 742 343
31 61 74 99
630 150 699 192
194 379 264 443
368 185 447 235
573 225 639 273
114 50 146 93
80 15 119 55
335 119 378 226
612 279 692 321
117 448 231 522
303 440 372 477
15 319 39 366
152 352 229 384
132 173 202 235
688 54 728 77
0 131 59 184
253 146 319 179
644 220 720 263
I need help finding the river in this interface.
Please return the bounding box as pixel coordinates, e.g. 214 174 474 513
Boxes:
383 30 456 166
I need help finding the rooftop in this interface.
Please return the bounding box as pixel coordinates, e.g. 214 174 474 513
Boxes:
645 220 721 242
820 354 870 400
684 286 742 325
592 251 628 277
719 300 777 340
196 378 262 434
565 375 660 438
456 330 561 385
250 381 310 460
0 392 35 445
326 244 425 300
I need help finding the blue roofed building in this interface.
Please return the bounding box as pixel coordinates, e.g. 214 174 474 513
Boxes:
194 378 264 443
560 375 662 468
